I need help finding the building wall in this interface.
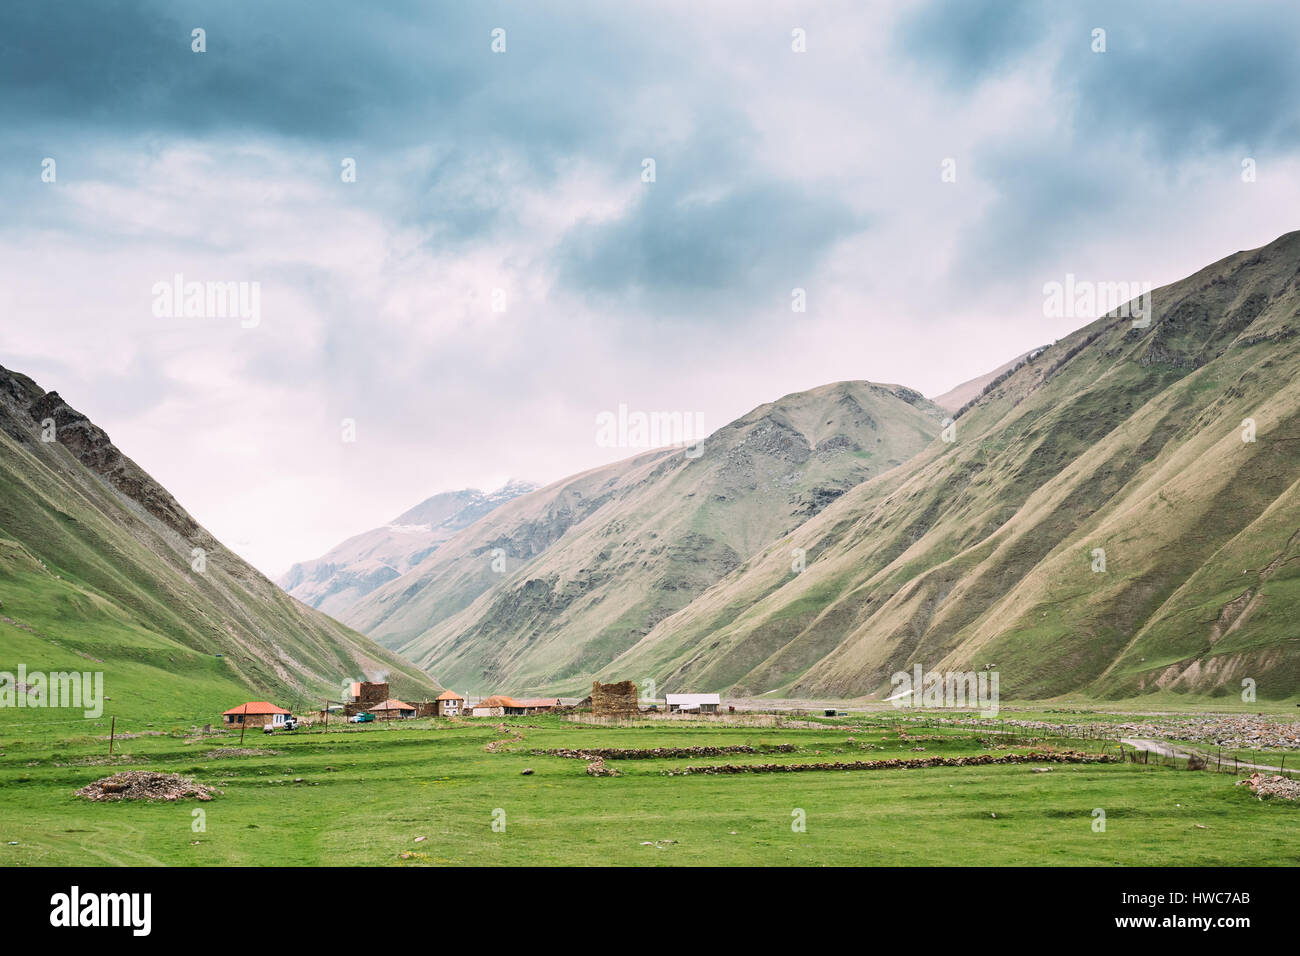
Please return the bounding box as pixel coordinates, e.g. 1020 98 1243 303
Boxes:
345 682 390 717
591 680 639 719
223 712 276 728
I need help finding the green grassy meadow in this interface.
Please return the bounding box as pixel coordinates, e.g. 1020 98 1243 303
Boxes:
2 711 1296 867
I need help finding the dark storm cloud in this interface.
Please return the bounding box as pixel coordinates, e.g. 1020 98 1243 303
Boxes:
0 1 654 149
899 0 1300 157
947 141 1125 281
897 0 1300 279
6 0 1300 575
554 180 864 317
2 0 863 304
549 109 867 315
1067 2 1300 156
898 0 1049 86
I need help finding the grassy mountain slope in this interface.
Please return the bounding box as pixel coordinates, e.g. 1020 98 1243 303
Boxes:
0 366 436 724
601 231 1300 701
351 382 944 693
930 350 1035 412
278 481 536 617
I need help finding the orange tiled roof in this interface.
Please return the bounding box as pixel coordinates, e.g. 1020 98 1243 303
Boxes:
369 698 415 711
222 701 291 716
474 695 519 708
474 695 556 708
436 690 464 701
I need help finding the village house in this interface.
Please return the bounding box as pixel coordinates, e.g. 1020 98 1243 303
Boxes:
470 695 560 716
222 701 292 729
435 690 465 716
665 693 721 714
369 698 417 720
512 697 560 715
344 681 389 717
470 695 507 717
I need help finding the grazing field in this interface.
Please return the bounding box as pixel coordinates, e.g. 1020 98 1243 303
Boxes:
1 711 1297 867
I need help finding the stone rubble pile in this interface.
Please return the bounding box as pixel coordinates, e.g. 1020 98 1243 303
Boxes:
1237 772 1300 801
74 771 219 802
584 756 621 777
905 714 1300 751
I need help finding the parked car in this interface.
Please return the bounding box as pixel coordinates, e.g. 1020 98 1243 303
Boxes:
348 712 374 723
264 716 301 733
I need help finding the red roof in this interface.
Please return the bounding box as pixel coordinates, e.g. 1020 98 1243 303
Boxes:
436 690 464 701
369 698 415 711
473 695 557 709
475 695 520 708
222 701 291 716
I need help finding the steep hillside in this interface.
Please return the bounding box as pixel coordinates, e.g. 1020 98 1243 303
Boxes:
930 351 1037 412
0 366 437 723
278 481 536 617
602 231 1300 702
349 382 945 692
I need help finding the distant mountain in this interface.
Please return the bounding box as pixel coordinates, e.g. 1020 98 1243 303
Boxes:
345 382 945 693
278 481 537 617
0 366 437 719
600 231 1300 701
930 350 1038 412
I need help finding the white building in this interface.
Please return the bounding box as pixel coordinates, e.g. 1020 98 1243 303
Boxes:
665 693 721 714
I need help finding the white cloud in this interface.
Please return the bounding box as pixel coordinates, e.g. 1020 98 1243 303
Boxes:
3 1 1299 577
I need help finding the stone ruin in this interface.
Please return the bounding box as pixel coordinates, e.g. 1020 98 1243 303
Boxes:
345 681 390 717
591 680 639 719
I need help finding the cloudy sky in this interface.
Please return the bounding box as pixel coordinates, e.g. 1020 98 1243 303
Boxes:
2 0 1298 576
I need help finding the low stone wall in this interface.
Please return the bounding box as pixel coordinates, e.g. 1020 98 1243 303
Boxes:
664 750 1120 776
585 756 620 777
535 744 796 760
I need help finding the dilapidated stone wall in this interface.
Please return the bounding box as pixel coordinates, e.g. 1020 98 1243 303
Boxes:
591 680 639 719
345 681 390 717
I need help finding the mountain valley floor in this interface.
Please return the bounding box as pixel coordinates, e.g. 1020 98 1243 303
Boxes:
2 702 1297 867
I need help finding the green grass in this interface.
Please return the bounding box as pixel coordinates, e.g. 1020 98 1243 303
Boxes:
0 414 438 708
2 712 1295 866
